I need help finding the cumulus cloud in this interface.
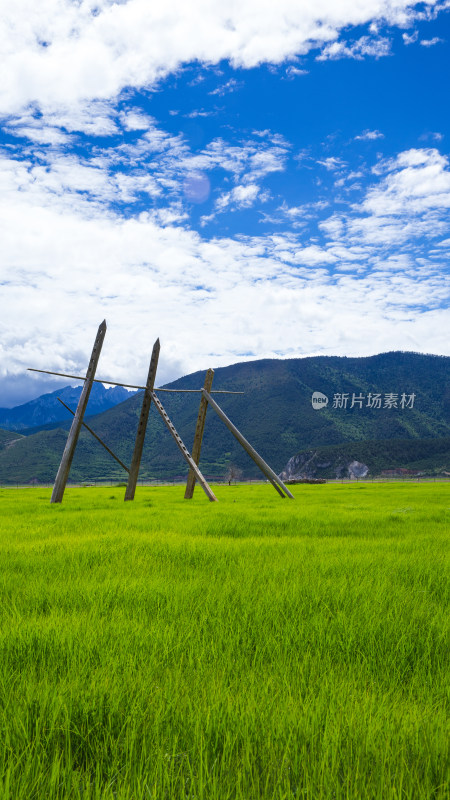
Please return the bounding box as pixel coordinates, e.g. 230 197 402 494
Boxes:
1 0 450 407
120 109 155 131
317 36 392 61
0 1 442 118
215 184 262 211
402 30 419 44
420 36 444 45
1 138 449 406
285 65 309 78
184 109 218 118
419 131 444 142
317 156 347 171
209 79 243 96
316 148 450 256
264 200 330 229
1 114 289 219
355 129 385 141
362 148 450 216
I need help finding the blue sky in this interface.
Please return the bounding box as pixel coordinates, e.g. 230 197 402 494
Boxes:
0 1 449 406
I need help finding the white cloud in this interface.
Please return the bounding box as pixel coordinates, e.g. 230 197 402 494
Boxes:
362 149 450 216
402 30 419 44
290 245 337 266
1 138 450 405
268 200 329 229
1 4 450 405
317 36 392 61
2 102 120 143
3 123 71 145
2 115 289 219
0 149 164 214
216 183 261 211
319 215 345 239
120 109 155 131
184 109 218 118
285 66 308 78
315 148 450 257
163 136 289 188
345 213 448 246
317 156 347 171
419 131 444 142
0 2 442 118
355 129 384 141
420 36 444 46
41 101 119 136
209 79 242 96
247 147 288 180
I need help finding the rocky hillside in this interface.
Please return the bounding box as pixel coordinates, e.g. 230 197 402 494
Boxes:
280 437 450 480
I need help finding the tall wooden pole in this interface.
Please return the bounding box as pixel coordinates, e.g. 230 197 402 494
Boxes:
202 390 295 499
51 320 107 503
184 368 214 499
124 338 160 501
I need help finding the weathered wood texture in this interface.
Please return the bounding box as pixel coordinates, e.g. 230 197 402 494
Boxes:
151 391 217 502
57 397 129 473
184 368 214 499
124 339 160 501
202 390 295 499
50 320 107 504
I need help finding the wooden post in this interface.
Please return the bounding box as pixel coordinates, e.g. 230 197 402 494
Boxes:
51 320 107 503
184 368 214 499
124 338 160 501
57 398 129 473
150 391 217 502
202 390 295 499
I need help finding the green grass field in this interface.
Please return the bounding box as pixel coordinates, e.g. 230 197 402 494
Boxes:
0 483 448 799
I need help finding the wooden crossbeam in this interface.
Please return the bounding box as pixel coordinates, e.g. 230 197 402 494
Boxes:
28 368 243 394
51 320 107 503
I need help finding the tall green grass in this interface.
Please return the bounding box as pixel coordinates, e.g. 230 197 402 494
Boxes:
0 483 448 799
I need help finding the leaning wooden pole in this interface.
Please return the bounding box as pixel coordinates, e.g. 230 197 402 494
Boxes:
202 390 295 499
184 368 214 499
51 320 107 503
150 391 217 502
124 338 160 501
57 398 129 473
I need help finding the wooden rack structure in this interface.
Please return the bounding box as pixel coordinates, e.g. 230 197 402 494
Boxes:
28 320 294 503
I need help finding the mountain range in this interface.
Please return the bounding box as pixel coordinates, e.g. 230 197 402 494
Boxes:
0 383 135 432
0 351 449 485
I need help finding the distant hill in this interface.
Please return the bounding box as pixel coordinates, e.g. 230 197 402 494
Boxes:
0 383 136 432
0 428 24 452
0 351 448 485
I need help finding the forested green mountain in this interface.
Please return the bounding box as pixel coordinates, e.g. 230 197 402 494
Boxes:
0 428 23 452
0 351 448 484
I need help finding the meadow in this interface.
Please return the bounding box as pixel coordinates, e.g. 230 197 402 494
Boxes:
0 482 448 799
